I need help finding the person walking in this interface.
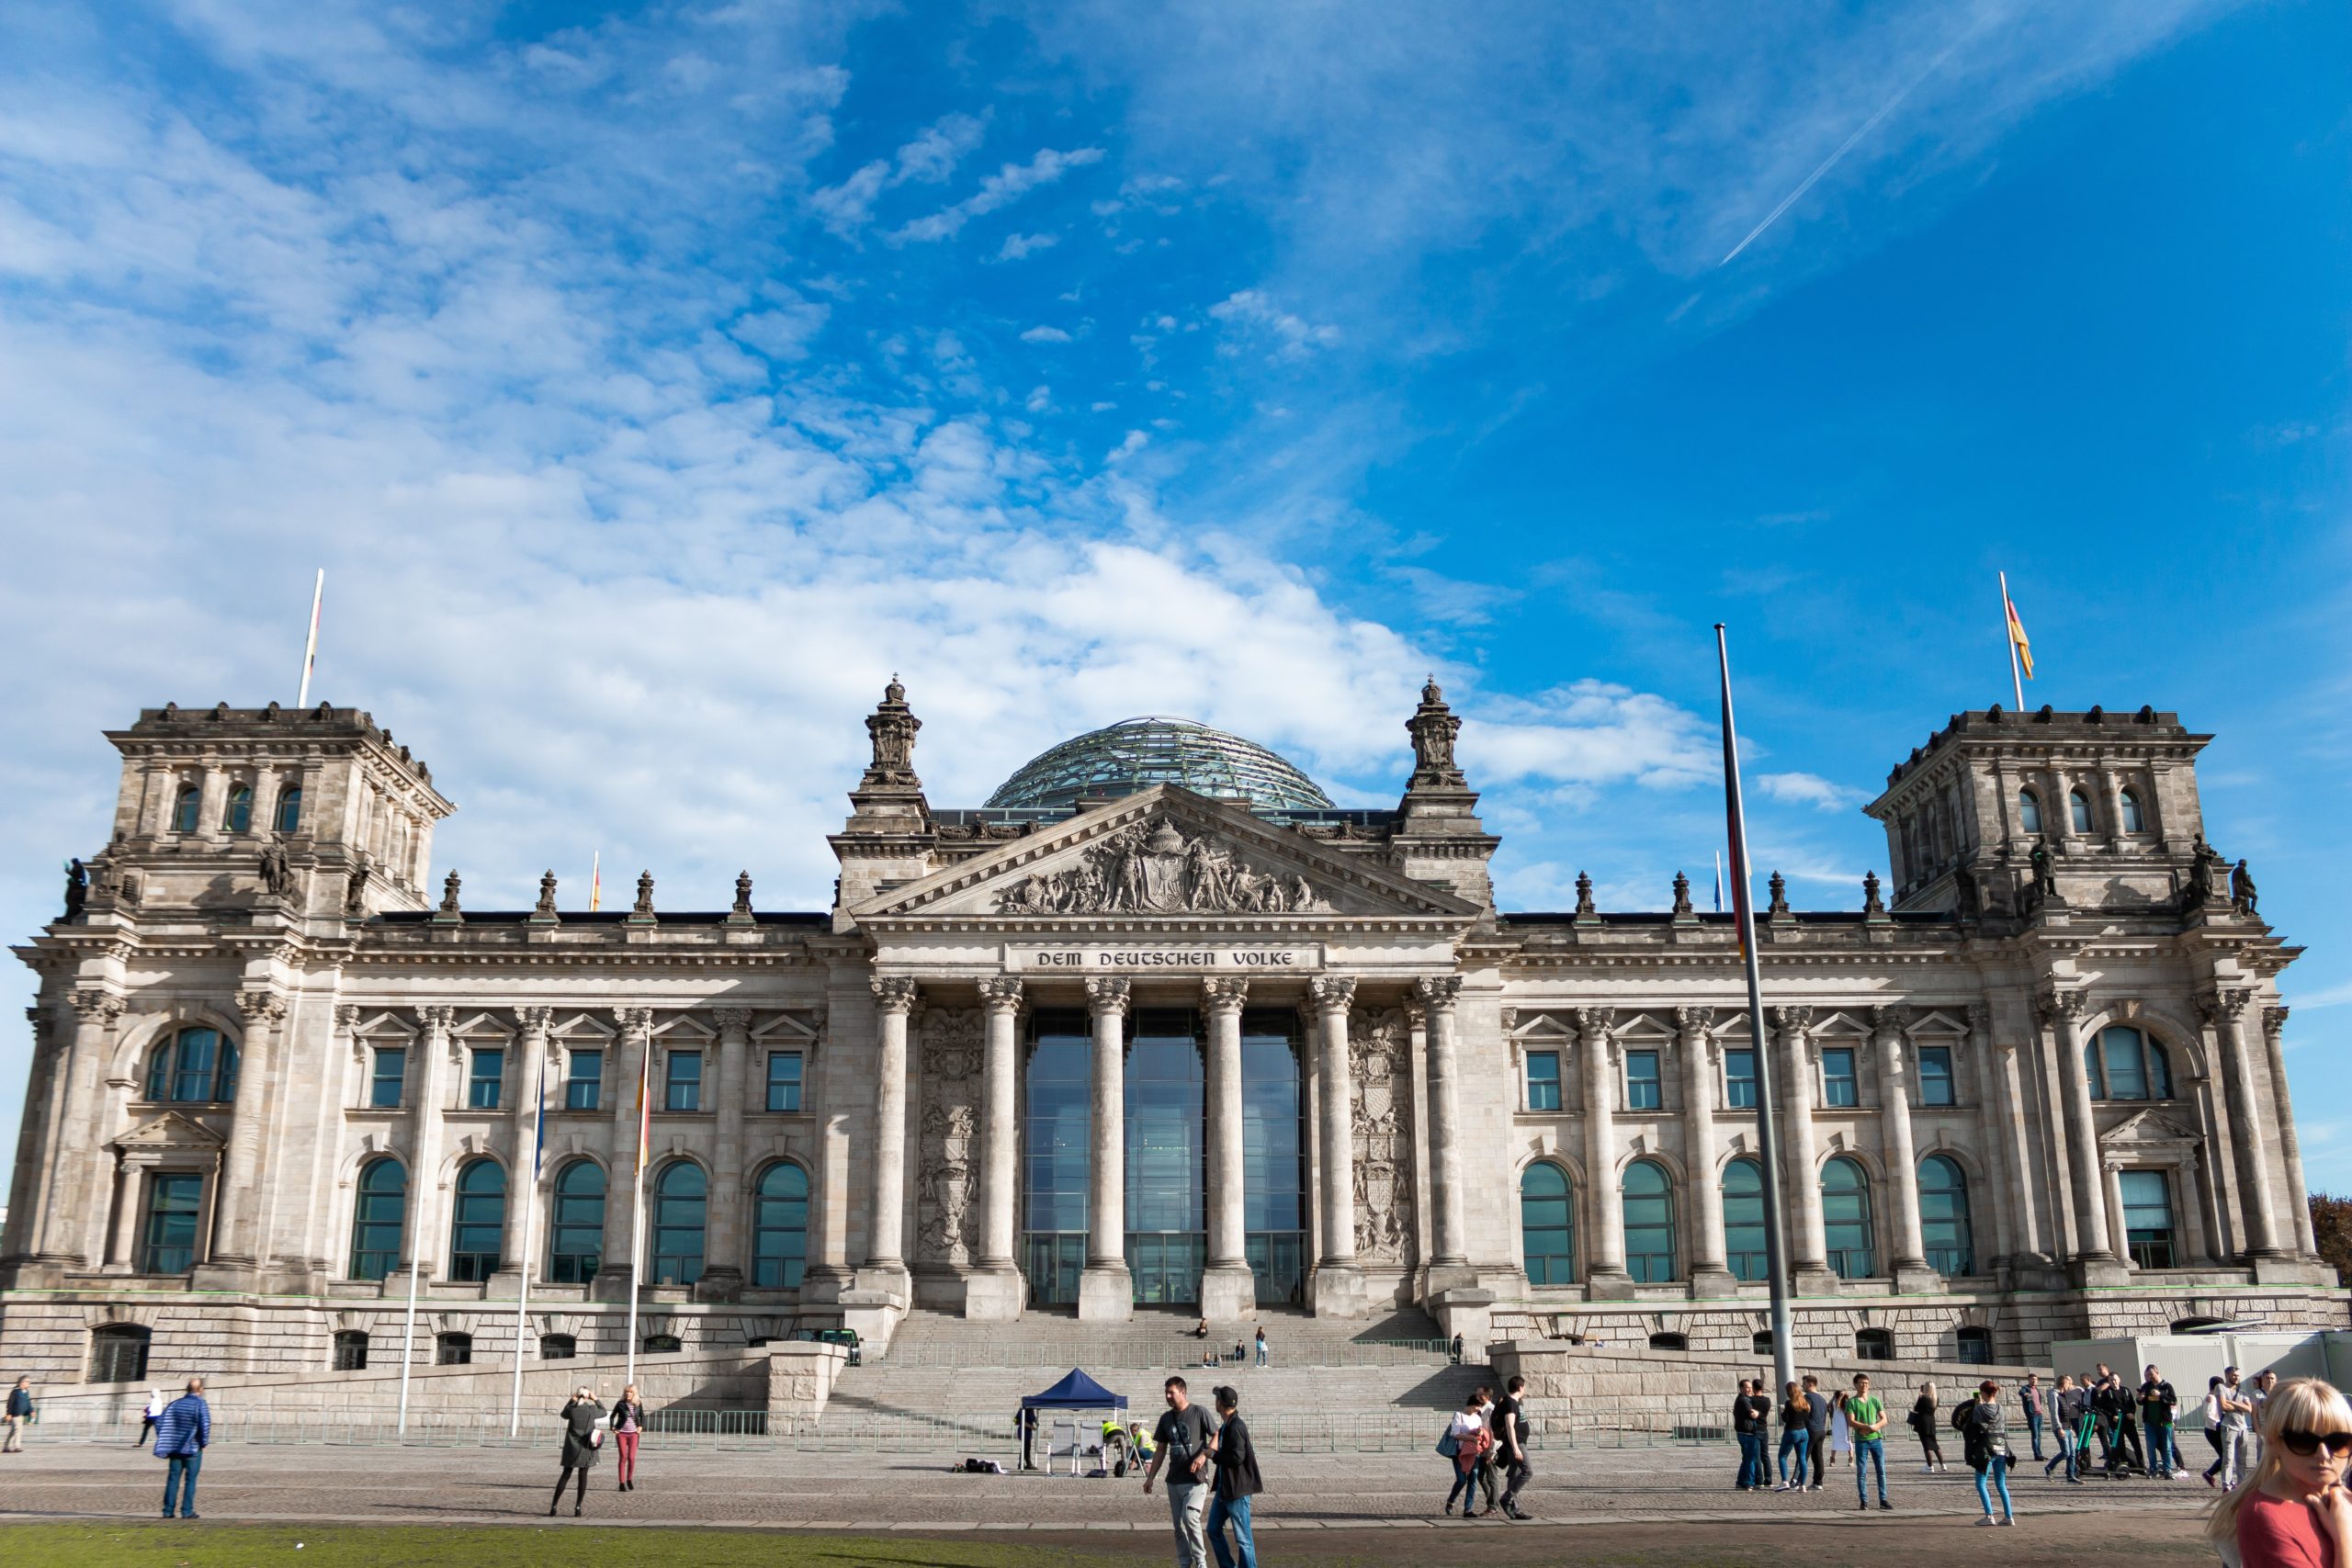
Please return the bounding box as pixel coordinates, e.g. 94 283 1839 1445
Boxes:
1206 1385 1261 1568
152 1378 209 1520
2019 1372 2047 1463
1847 1373 1891 1511
1442 1393 1490 1517
1492 1373 1534 1520
136 1388 164 1448
550 1385 604 1517
2201 1375 2231 1487
1774 1380 1812 1493
1909 1381 1948 1473
2044 1374 2086 1484
609 1382 644 1492
2111 1371 2148 1475
1960 1379 2016 1527
3 1376 30 1452
1468 1386 1501 1517
2203 1376 2352 1568
1144 1375 1217 1568
1253 1326 1267 1369
2140 1364 2179 1479
1804 1375 1833 1492
1733 1378 1770 1491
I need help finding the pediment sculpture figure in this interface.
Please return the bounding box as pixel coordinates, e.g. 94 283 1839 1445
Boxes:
992 815 1326 916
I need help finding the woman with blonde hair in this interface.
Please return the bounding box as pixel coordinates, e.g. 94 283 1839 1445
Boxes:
2207 1375 2352 1567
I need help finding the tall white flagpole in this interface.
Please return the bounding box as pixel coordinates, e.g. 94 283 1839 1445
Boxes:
509 1059 545 1438
1998 570 2024 710
296 570 324 708
397 1255 421 1438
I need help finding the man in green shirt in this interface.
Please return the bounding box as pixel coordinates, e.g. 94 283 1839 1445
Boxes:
1846 1373 1892 1510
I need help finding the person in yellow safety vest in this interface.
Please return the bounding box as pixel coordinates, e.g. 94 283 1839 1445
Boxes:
1102 1419 1128 1469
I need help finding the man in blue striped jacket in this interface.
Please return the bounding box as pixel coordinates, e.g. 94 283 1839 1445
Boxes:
153 1378 210 1518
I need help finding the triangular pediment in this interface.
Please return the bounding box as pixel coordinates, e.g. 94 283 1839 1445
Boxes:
858 786 1479 922
113 1111 227 1150
2100 1107 2200 1148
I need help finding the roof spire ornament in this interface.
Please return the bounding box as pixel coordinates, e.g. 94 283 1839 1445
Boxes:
1405 676 1465 790
863 676 922 789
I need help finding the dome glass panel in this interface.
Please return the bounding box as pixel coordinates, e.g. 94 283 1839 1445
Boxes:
986 716 1333 814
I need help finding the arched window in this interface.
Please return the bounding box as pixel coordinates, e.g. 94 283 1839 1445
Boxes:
2120 788 2146 833
2069 789 2094 834
1821 1156 1875 1279
1918 1155 1973 1277
650 1161 706 1286
539 1333 578 1360
223 782 254 833
2086 1027 2173 1101
274 784 303 833
1647 1332 1688 1351
435 1332 472 1366
1519 1162 1577 1285
1622 1159 1677 1282
1854 1327 1894 1360
89 1324 152 1383
1722 1158 1769 1282
548 1159 605 1284
332 1330 369 1371
348 1157 406 1281
642 1333 683 1353
1955 1326 1994 1365
447 1158 505 1282
144 1027 239 1103
752 1163 810 1290
172 784 201 834
2017 789 2041 835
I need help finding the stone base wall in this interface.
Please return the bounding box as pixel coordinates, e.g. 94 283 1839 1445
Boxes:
1492 1283 2348 1366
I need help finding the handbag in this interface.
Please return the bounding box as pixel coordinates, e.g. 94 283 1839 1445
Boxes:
1437 1427 1459 1458
589 1427 605 1449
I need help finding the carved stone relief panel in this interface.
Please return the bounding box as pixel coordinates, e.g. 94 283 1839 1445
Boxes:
915 1007 983 1268
1350 1006 1416 1263
992 815 1325 915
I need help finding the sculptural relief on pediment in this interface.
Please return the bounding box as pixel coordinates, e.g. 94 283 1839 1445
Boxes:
992 814 1325 916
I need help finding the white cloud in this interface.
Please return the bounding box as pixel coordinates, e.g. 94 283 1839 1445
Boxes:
1025 384 1051 412
1019 324 1073 344
995 231 1059 261
808 113 990 234
1208 288 1341 361
890 146 1105 243
1756 771 1866 811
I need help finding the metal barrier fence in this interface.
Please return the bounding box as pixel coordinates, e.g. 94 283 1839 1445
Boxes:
866 1338 1457 1370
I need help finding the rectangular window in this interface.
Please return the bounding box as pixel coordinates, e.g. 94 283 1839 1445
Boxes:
565 1050 602 1111
142 1173 204 1274
467 1048 503 1111
1525 1051 1562 1112
368 1047 406 1110
1725 1049 1758 1109
1917 1046 1956 1107
664 1050 703 1112
1821 1047 1859 1108
1624 1050 1662 1111
2120 1169 2177 1269
765 1051 803 1112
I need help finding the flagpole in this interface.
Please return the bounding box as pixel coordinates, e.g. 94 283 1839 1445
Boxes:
296 569 324 708
1998 571 2024 710
397 1254 421 1438
509 1057 545 1438
591 852 602 914
1716 624 1796 1397
624 1033 649 1393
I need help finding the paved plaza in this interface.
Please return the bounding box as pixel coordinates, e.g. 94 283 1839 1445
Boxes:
0 1438 2218 1544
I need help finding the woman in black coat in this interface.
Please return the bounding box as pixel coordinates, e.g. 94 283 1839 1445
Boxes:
1208 1385 1263 1568
1910 1382 1948 1472
551 1387 605 1516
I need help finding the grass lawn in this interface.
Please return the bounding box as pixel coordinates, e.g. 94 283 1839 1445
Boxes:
0 1524 1125 1568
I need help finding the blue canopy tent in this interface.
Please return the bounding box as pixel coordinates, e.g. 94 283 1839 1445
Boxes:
1017 1370 1127 1473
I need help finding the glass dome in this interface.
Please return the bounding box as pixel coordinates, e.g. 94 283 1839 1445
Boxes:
986 716 1334 814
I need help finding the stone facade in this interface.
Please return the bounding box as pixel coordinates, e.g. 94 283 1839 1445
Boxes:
4 687 2340 1392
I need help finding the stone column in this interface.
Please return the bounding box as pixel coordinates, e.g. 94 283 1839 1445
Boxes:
1772 1007 1832 1284
409 1005 457 1278
1575 1006 1631 1296
2205 987 2285 1263
865 979 917 1297
596 1007 653 1292
1308 976 1366 1316
2041 990 2118 1274
967 977 1026 1322
33 989 124 1265
105 1160 139 1269
700 1007 752 1299
1677 1006 1733 1295
2261 1006 2317 1257
1200 976 1255 1320
1080 976 1133 1321
1966 1005 2033 1269
210 987 288 1266
501 1008 551 1283
1871 1006 1936 1292
1416 977 1470 1275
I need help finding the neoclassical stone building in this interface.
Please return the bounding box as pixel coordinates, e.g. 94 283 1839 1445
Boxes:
2 684 2338 1382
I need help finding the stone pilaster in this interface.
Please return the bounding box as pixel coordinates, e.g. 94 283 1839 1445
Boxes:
1677 1006 1734 1295
498 1006 552 1288
209 987 288 1268
1199 976 1254 1320
2203 987 2287 1267
2040 988 2121 1282
1575 1006 1632 1298
2261 1006 2316 1258
1416 977 1470 1279
862 979 916 1303
36 988 124 1266
1080 976 1132 1321
596 1006 653 1293
1309 976 1366 1317
1772 1006 1835 1289
967 977 1026 1322
1871 1006 1938 1292
699 1006 752 1300
409 1004 457 1280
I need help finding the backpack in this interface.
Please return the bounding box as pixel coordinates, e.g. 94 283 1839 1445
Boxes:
1950 1399 1973 1434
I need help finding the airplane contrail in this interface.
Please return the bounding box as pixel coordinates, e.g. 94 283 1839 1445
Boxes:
1718 34 1972 267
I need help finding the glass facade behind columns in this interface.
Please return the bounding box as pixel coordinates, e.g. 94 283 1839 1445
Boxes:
1242 1012 1306 1305
1022 1015 1091 1305
1125 1010 1205 1304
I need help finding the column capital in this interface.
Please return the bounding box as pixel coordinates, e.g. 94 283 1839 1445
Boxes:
2199 985 2253 1026
1964 1002 1992 1034
513 1005 553 1035
234 987 288 1026
2034 987 2088 1030
871 976 921 1016
1767 1004 1813 1040
1307 975 1355 1013
712 1005 753 1038
1412 976 1463 1013
416 1003 457 1033
69 987 127 1023
1568 1004 1613 1042
1868 1004 1913 1043
612 1005 654 1038
1671 1005 1711 1041
1083 976 1131 1016
980 976 1026 1015
333 1003 361 1033
2263 1004 2290 1042
1200 976 1249 1016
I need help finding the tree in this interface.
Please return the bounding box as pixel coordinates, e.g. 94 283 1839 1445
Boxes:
2309 1193 2352 1285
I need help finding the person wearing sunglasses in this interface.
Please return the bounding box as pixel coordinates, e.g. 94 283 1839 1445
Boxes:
2206 1376 2352 1568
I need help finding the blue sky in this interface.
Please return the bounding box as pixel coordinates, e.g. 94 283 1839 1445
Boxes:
3 1 2347 1183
